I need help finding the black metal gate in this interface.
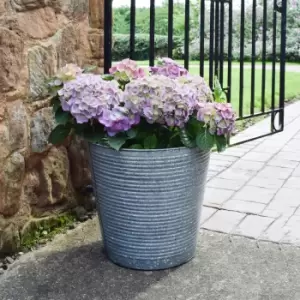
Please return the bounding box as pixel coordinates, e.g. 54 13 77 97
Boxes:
104 0 287 145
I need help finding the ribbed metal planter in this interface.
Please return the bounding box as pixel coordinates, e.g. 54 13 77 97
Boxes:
89 143 210 270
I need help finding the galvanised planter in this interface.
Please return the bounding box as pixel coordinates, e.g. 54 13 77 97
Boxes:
89 143 210 270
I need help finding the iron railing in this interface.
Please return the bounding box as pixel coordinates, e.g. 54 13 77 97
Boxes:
104 0 287 144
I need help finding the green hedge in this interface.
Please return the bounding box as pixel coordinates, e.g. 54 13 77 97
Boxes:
112 34 183 61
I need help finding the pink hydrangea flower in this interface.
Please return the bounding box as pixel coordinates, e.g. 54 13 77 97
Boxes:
109 59 146 82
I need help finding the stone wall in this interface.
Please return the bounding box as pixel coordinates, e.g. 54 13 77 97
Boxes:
0 0 104 254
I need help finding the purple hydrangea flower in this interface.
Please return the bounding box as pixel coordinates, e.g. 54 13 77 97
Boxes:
177 75 213 104
123 75 198 127
150 58 189 79
197 102 236 136
58 74 138 135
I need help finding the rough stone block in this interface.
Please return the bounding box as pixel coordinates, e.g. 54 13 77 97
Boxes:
0 27 24 92
67 137 91 189
25 147 70 209
0 124 10 162
28 44 57 99
30 107 55 153
0 222 20 254
60 0 88 18
7 100 28 152
89 0 104 29
51 24 77 68
16 7 59 39
88 29 104 59
10 0 58 12
0 152 25 216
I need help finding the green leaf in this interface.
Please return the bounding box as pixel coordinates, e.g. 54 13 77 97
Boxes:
144 134 158 149
130 144 144 149
51 96 61 113
215 135 228 153
126 128 137 139
102 74 115 81
213 76 227 103
48 85 62 98
196 130 215 151
48 125 72 145
55 107 72 125
107 136 128 151
186 117 206 137
83 131 105 143
83 65 97 73
179 128 196 148
74 123 105 143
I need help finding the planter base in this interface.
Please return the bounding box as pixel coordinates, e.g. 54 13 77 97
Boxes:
107 250 196 270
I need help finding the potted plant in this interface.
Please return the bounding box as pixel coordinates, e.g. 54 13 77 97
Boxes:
48 58 236 270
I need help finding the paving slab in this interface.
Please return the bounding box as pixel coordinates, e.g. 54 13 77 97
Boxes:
1 219 300 300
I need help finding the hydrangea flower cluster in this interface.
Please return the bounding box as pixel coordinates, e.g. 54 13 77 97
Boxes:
177 75 213 104
58 74 139 136
50 58 236 151
149 57 189 79
123 75 198 127
109 59 146 82
197 102 236 137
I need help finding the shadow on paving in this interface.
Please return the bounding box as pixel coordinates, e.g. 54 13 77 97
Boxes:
1 230 300 300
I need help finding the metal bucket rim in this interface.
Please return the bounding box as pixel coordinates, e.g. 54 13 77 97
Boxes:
89 142 210 154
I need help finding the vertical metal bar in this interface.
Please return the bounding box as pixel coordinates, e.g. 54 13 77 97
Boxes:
250 0 257 115
200 0 205 77
168 0 174 58
219 0 225 87
227 0 233 104
279 0 287 129
239 0 245 117
209 0 215 88
214 0 220 78
261 0 267 113
149 0 155 66
130 0 136 59
184 0 190 70
271 0 277 118
104 0 113 73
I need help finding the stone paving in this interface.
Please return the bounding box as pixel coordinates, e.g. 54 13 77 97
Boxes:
201 101 300 245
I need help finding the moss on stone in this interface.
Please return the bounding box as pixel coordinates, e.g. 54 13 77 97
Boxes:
20 213 76 251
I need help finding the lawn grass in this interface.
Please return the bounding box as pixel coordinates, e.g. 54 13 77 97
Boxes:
133 60 300 116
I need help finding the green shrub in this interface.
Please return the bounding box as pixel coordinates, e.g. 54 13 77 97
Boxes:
112 34 183 61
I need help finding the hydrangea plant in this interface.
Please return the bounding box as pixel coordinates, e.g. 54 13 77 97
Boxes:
48 59 236 152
